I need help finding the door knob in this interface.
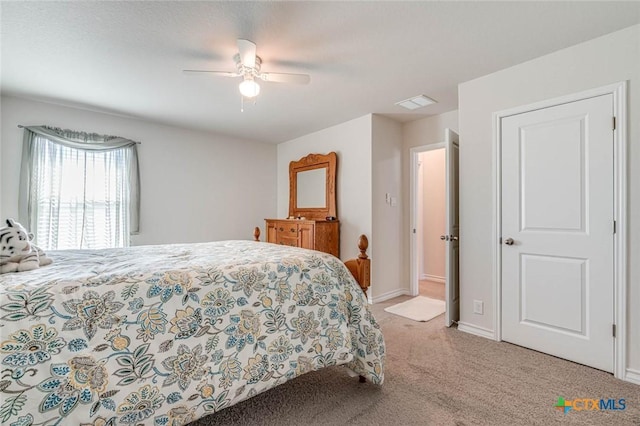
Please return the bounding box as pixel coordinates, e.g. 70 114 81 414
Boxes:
440 235 448 241
504 238 515 245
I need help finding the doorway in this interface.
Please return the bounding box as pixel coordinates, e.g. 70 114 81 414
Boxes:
417 148 446 301
410 128 460 327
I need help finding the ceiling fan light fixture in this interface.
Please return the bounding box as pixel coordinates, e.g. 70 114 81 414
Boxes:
184 39 310 102
239 77 261 98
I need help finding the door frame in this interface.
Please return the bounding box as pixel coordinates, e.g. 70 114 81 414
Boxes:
492 81 628 379
409 142 445 297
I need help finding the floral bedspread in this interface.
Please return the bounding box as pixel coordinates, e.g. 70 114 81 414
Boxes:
0 241 385 425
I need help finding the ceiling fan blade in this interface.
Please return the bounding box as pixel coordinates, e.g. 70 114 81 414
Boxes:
182 70 240 77
259 72 311 84
237 39 257 68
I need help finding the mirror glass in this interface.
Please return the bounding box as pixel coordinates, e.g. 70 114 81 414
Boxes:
296 168 327 208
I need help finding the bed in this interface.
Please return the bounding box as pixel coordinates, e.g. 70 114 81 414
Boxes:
0 239 385 425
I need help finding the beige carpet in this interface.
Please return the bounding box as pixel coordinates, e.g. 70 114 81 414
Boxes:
190 296 640 425
384 295 445 322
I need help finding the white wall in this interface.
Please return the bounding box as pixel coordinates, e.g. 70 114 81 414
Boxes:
419 149 446 280
458 24 640 371
402 111 459 291
276 115 373 263
1 96 277 245
371 114 403 301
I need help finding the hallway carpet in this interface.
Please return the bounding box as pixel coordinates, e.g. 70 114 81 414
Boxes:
191 296 639 425
420 279 445 300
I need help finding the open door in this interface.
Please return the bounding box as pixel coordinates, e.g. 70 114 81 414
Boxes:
409 129 459 326
444 129 460 326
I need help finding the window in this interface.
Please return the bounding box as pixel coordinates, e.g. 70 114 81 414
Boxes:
20 126 140 250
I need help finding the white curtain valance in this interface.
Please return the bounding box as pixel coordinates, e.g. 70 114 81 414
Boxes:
21 125 139 151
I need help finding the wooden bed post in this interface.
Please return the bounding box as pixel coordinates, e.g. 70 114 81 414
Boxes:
253 227 261 242
344 235 371 296
343 235 372 384
347 235 371 384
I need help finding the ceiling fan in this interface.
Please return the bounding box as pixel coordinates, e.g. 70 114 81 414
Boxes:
183 39 311 99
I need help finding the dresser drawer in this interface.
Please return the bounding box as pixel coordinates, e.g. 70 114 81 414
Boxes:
276 223 298 238
276 236 299 247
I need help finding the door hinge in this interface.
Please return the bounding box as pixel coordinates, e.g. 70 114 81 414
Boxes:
413 228 416 234
613 324 616 338
612 117 616 131
613 220 617 234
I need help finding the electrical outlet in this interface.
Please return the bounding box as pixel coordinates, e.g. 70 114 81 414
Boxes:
473 300 484 315
390 197 397 207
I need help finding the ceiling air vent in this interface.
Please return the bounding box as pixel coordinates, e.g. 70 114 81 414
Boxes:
395 95 437 110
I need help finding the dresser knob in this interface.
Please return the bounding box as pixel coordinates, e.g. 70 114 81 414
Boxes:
279 227 284 232
290 228 296 233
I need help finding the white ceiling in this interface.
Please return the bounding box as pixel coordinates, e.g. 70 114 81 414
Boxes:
2 1 639 143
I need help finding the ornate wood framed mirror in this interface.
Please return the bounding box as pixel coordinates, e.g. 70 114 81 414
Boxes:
289 152 337 221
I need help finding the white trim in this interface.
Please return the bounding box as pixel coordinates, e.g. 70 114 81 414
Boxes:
457 322 496 340
492 82 626 118
612 82 628 381
624 368 640 386
492 97 503 343
372 288 410 304
409 143 446 298
492 82 628 377
421 274 445 283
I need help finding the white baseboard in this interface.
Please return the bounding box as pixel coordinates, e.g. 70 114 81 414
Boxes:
372 288 410 303
420 274 445 284
457 321 496 340
625 368 640 385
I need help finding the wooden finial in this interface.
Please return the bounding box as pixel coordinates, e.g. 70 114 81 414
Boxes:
345 234 371 296
357 234 368 259
253 227 261 242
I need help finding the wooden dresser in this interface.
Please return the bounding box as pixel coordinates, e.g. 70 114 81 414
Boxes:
265 219 340 258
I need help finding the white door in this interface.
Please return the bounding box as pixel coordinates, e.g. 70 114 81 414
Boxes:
501 95 614 372
445 129 460 327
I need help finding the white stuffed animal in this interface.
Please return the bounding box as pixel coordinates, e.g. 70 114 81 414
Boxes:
0 219 52 274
